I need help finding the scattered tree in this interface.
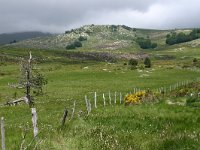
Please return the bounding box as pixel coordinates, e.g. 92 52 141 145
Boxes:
144 57 151 68
15 52 47 107
128 58 138 70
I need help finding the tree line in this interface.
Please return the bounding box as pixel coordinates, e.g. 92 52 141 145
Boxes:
166 29 200 45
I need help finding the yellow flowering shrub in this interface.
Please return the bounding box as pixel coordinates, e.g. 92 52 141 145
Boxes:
124 91 146 105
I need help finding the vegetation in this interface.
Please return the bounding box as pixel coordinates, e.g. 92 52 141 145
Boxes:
128 58 138 69
78 36 87 41
166 29 200 45
136 37 157 49
144 57 151 68
66 40 82 50
1 25 200 149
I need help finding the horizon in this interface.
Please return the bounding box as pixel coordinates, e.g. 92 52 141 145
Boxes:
0 24 198 35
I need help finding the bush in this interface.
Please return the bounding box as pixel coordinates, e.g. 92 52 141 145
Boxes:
186 96 200 107
128 59 138 70
110 25 118 32
78 36 87 41
136 37 157 49
125 91 146 105
193 58 200 67
66 43 76 49
144 57 151 68
151 43 157 49
66 40 82 50
74 40 82 47
128 59 138 66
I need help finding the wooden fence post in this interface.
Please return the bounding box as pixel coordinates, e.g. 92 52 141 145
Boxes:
88 99 92 113
31 108 38 138
1 117 5 150
109 91 111 105
85 95 89 115
61 108 68 126
94 92 97 108
114 92 117 105
103 93 106 106
120 92 122 104
71 101 76 120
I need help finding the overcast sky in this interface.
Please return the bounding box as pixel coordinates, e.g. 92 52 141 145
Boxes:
0 0 200 34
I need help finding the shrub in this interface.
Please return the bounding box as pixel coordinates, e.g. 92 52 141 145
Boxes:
66 40 82 50
128 59 138 66
110 25 118 32
193 58 200 67
144 57 151 68
128 58 138 70
74 40 82 47
78 36 87 41
186 96 200 107
66 43 76 49
124 91 146 105
151 43 157 49
136 37 157 49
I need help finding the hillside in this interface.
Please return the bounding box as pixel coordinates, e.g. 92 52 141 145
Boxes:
0 31 52 45
3 25 173 50
5 25 200 52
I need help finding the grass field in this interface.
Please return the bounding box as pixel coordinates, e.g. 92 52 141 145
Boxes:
1 31 200 149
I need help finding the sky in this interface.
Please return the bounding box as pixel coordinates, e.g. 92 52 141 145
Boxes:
0 0 200 34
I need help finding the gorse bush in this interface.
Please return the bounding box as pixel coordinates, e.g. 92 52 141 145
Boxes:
125 91 146 104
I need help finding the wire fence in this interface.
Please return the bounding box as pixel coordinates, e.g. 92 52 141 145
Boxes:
1 76 200 149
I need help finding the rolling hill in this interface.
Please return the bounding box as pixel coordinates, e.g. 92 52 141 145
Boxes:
0 31 52 45
3 25 200 52
2 25 172 50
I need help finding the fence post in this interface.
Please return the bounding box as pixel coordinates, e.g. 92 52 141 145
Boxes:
61 108 68 126
88 99 92 113
1 117 5 150
120 92 122 104
85 95 89 115
71 101 76 120
94 92 97 108
103 93 106 106
31 108 38 138
109 91 111 105
114 92 117 105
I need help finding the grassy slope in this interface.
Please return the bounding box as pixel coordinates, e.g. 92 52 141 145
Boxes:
1 26 200 149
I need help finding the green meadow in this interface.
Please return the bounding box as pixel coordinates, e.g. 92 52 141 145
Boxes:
0 26 200 150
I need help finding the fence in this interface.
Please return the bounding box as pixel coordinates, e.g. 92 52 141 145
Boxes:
1 77 200 149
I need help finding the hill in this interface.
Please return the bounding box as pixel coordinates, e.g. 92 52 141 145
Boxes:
0 31 52 45
3 25 173 50
6 25 200 51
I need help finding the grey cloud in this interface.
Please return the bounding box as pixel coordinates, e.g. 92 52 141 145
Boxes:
0 0 199 33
